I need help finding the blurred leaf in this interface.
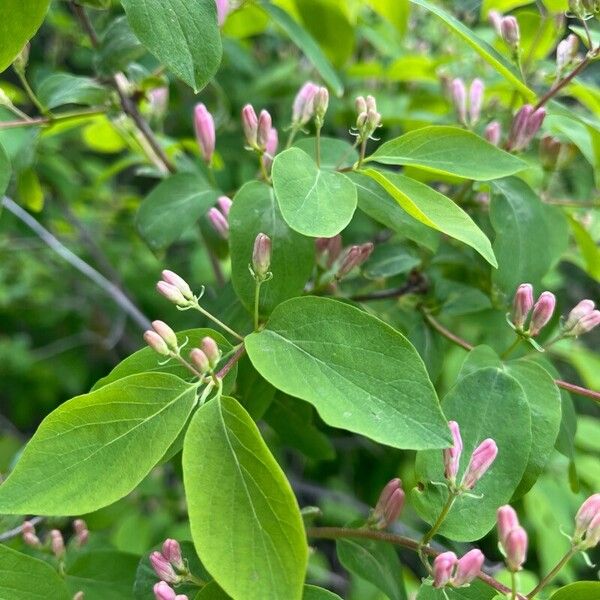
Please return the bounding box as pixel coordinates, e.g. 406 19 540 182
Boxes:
569 216 600 282
121 0 222 91
37 73 108 109
367 0 409 35
222 3 269 38
550 583 600 600
246 296 451 450
0 373 198 515
96 16 145 75
16 167 43 211
0 140 12 196
303 586 343 599
183 395 307 600
416 580 498 599
481 0 533 14
363 242 420 279
82 116 127 153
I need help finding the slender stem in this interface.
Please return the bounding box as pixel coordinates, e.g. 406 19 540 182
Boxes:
527 547 576 598
555 379 600 403
357 138 368 169
285 124 299 149
191 303 245 342
350 274 428 302
172 353 205 379
582 18 594 51
420 491 458 547
501 336 522 359
422 310 473 351
216 344 246 379
14 67 47 115
306 526 526 599
253 281 262 330
0 108 105 130
511 570 518 600
534 54 593 110
315 125 322 168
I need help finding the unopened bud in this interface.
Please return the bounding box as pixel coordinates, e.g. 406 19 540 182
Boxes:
201 336 221 368
156 281 188 307
242 104 259 148
144 330 170 356
462 438 498 489
568 309 600 337
497 505 520 547
22 521 41 547
217 196 233 217
575 493 600 537
161 270 193 300
371 478 404 529
512 283 534 329
355 96 367 114
257 110 272 151
453 549 484 586
583 512 600 549
190 348 210 373
469 79 484 125
556 34 578 74
500 16 520 50
215 0 231 26
162 539 185 571
529 291 556 336
148 87 169 118
450 78 467 125
488 10 502 35
485 121 502 146
336 243 373 279
366 95 377 112
207 207 229 239
316 235 343 268
366 108 382 131
262 127 279 172
505 526 528 571
194 103 215 164
50 529 65 558
564 299 595 330
252 233 272 279
292 81 318 125
314 87 329 122
73 592 85 600
433 551 457 588
150 551 179 584
444 420 463 482
153 581 187 600
524 107 546 139
507 104 533 151
152 320 178 351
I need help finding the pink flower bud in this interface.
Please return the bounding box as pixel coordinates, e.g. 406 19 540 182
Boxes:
292 82 318 125
316 235 343 268
505 526 528 571
488 10 503 35
148 87 169 117
433 551 457 588
201 336 221 367
217 196 233 217
355 96 367 114
468 79 484 125
194 103 215 164
575 493 600 537
252 232 272 279
583 512 600 548
150 552 179 584
383 488 405 526
161 270 193 300
156 281 188 307
453 549 485 586
153 581 177 600
497 505 520 547
501 16 520 49
22 521 41 547
507 104 533 151
207 207 229 239
190 348 210 373
257 110 272 151
444 420 463 481
524 107 546 139
485 121 502 146
144 330 170 356
76 528 89 546
215 0 230 26
557 34 578 73
22 520 36 535
529 291 556 336
50 529 65 558
314 87 329 121
366 108 382 132
336 243 374 279
462 438 498 490
162 539 185 571
242 104 258 148
371 478 405 529
262 127 279 172
569 310 600 337
512 283 534 328
152 320 178 350
450 79 467 125
366 95 377 112
564 299 595 330
73 519 87 535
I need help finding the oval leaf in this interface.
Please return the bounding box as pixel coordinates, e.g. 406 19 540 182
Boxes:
272 147 357 237
183 396 307 600
121 0 222 91
550 582 600 600
0 373 198 515
362 169 497 266
366 126 525 180
245 296 450 449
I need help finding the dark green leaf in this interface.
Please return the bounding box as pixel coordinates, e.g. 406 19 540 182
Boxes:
37 73 108 109
363 242 421 279
97 17 145 75
416 579 498 599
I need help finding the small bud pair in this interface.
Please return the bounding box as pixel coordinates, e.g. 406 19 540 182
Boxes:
207 196 233 239
156 270 194 307
563 299 600 337
433 549 484 588
354 95 381 141
450 79 484 126
22 520 41 548
252 233 272 281
369 478 405 529
497 505 528 571
261 127 279 172
574 493 600 549
556 35 578 75
511 284 556 336
73 519 89 546
144 320 178 356
335 243 373 280
190 337 221 373
507 105 546 152
292 82 319 126
241 104 273 152
150 538 186 584
315 235 343 268
153 581 188 600
194 103 215 165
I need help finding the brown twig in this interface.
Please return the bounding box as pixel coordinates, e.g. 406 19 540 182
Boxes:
555 379 600 403
351 271 428 302
534 55 593 110
216 344 246 380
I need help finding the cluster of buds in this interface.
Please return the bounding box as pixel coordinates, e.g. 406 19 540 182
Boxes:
22 519 89 554
489 12 520 52
207 196 232 239
367 478 405 530
153 581 188 600
511 284 556 337
443 421 498 492
250 233 272 283
291 82 329 129
539 136 575 172
353 95 381 142
156 270 196 308
573 493 600 550
189 336 222 375
449 78 484 127
433 549 485 589
215 0 231 26
194 103 215 165
568 0 600 18
484 121 502 146
556 34 579 77
242 105 279 173
315 235 343 269
497 505 528 571
335 242 373 280
562 299 600 337
144 320 180 357
150 539 187 585
506 104 546 152
73 518 89 546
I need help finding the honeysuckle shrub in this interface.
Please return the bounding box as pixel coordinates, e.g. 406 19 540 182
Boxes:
0 1 599 599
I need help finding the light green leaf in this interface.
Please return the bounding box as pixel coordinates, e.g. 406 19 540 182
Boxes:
569 215 600 281
0 141 11 197
303 586 343 600
337 538 407 600
0 544 70 600
120 0 222 91
36 73 108 109
458 345 502 379
0 373 198 515
366 126 526 180
294 136 358 170
246 296 450 450
193 583 343 600
272 147 357 237
229 181 314 315
367 0 410 35
416 580 499 599
490 177 568 294
413 368 531 541
183 395 307 600
260 2 343 96
550 582 600 600
195 581 232 599
136 172 220 249
0 0 50 73
409 0 535 100
362 170 497 266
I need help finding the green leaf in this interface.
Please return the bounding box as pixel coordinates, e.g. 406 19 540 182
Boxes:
363 242 420 279
362 170 497 267
36 73 108 110
0 0 51 73
490 177 568 294
413 367 531 541
96 16 145 75
272 147 357 237
366 126 526 180
569 215 600 281
260 2 343 96
294 136 358 170
550 582 600 600
193 583 342 600
458 345 501 379
245 296 450 450
65 550 139 600
416 579 498 599
0 141 12 197
409 0 535 100
303 586 343 600
229 180 314 314
136 172 220 250
183 395 307 600
337 538 407 600
195 582 232 599
0 544 70 600
91 328 236 391
0 372 198 515
120 0 222 91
